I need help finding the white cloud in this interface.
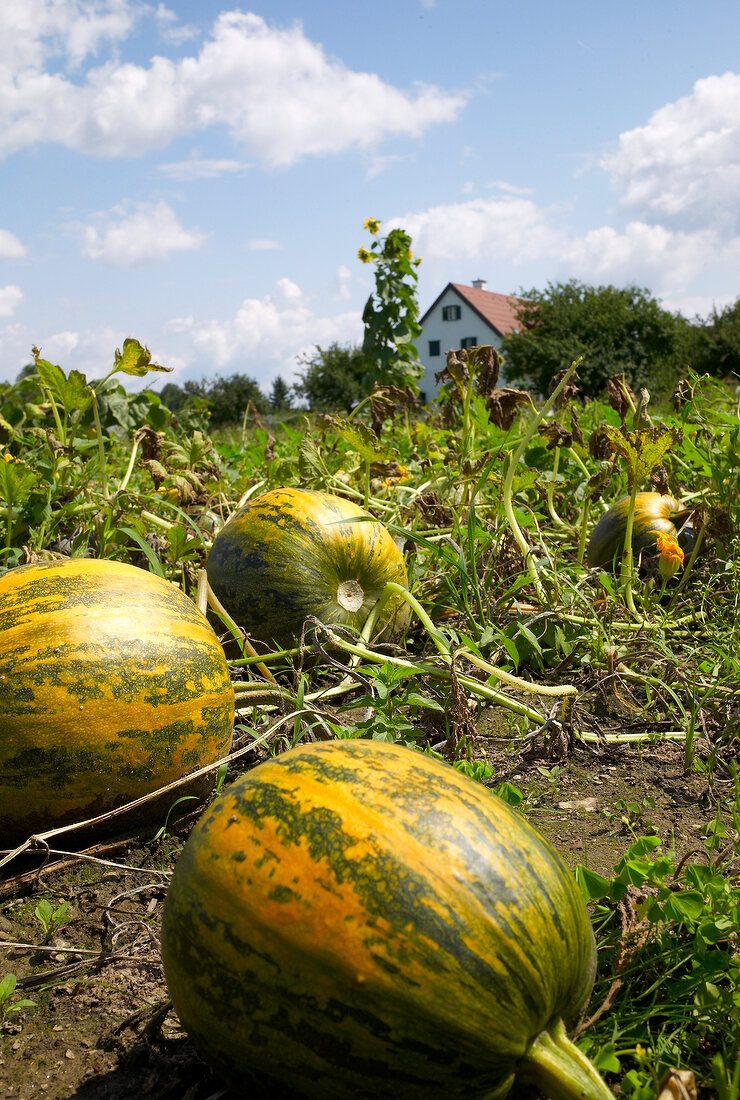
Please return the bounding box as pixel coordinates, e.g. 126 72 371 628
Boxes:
334 264 353 301
395 192 740 313
0 11 466 163
0 229 26 259
167 278 361 385
0 0 141 70
154 3 199 46
0 285 23 317
602 72 740 232
247 238 282 251
560 222 737 289
80 199 208 266
157 155 249 180
394 197 568 264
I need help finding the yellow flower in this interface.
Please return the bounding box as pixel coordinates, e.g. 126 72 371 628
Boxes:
656 531 684 578
3 452 14 462
358 247 372 263
363 217 380 235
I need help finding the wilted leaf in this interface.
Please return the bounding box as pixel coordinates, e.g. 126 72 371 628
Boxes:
607 373 637 422
468 345 500 395
113 338 172 377
547 367 582 408
538 421 573 450
486 388 531 430
369 384 418 438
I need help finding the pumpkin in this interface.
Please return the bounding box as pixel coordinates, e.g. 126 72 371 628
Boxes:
0 559 234 839
205 488 409 649
587 492 689 569
161 740 614 1100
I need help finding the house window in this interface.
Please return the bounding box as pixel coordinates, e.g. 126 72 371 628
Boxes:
460 336 478 349
441 305 461 321
428 340 441 357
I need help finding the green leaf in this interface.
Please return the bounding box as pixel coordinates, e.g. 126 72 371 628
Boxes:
592 1043 622 1075
494 781 523 806
663 890 705 924
114 338 172 377
36 360 92 416
116 527 167 577
575 865 612 902
0 973 17 1002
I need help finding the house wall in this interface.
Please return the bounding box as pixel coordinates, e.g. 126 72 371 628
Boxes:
417 286 501 403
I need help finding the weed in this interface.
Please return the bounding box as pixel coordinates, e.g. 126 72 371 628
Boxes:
0 974 35 1022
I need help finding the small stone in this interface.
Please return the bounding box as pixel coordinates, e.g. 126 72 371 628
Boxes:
65 1049 75 1060
557 797 599 812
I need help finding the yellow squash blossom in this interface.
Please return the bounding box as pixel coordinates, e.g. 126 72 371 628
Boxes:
656 531 684 578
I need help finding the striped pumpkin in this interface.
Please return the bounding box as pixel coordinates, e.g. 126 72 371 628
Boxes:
587 492 687 568
0 559 234 838
161 740 614 1100
205 487 409 649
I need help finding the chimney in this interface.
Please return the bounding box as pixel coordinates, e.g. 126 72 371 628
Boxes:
472 278 487 290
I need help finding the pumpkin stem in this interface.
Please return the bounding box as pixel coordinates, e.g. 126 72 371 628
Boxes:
519 1018 616 1100
337 579 364 613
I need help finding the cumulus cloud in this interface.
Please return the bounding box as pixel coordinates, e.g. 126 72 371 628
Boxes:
0 229 26 259
394 197 569 264
395 192 740 311
1 10 465 163
0 285 23 317
167 277 361 384
0 0 141 71
602 72 740 232
80 200 208 266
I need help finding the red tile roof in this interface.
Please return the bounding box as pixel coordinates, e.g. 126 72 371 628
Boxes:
420 282 525 337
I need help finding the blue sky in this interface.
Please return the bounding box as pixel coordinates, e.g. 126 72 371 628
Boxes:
2 1 740 392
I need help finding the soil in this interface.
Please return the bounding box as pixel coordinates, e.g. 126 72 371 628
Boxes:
0 719 730 1100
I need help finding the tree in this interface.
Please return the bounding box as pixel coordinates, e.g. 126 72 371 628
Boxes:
359 219 423 388
269 375 293 412
501 280 689 396
183 373 267 427
292 343 367 412
685 297 740 378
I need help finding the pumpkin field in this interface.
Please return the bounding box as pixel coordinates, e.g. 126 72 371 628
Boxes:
0 341 739 1099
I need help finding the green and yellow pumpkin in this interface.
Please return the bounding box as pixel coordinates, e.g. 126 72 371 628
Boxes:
205 487 409 649
0 558 234 838
587 492 689 569
161 739 614 1100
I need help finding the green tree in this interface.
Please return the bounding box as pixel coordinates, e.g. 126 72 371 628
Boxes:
159 381 188 412
502 280 688 396
686 297 740 378
183 373 267 427
269 375 293 412
359 219 422 388
293 343 367 412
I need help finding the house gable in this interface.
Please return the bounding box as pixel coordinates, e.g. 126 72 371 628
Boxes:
417 282 524 402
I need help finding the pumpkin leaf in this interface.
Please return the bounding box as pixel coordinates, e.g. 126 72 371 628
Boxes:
113 338 172 377
36 360 92 417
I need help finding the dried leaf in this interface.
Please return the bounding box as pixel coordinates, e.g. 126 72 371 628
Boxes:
538 421 573 450
486 388 531 430
607 373 637 422
548 368 583 408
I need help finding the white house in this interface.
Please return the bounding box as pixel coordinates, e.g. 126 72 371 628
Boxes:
417 280 524 402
